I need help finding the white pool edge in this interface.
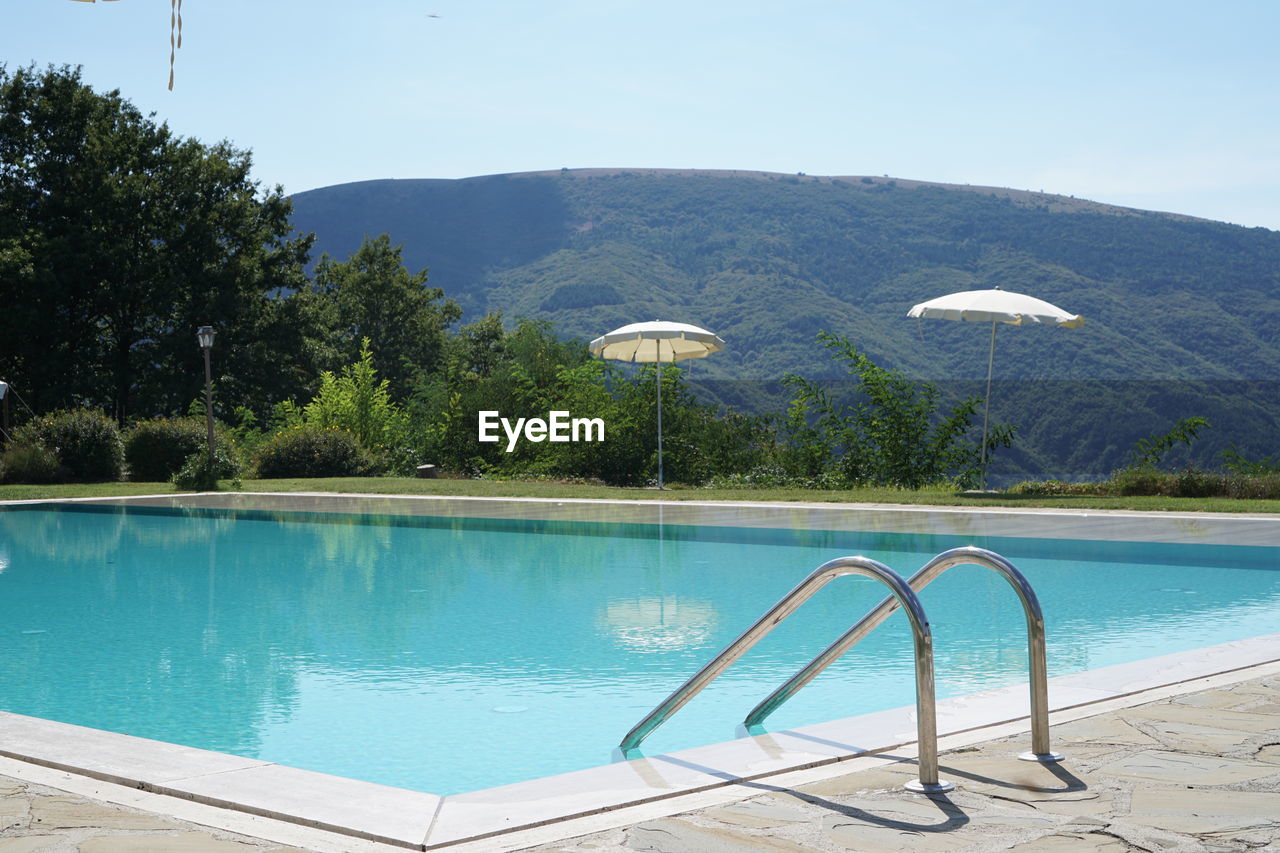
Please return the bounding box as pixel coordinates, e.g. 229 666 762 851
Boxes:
19 490 1280 547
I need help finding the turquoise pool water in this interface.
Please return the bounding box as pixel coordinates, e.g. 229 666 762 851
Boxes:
0 502 1276 795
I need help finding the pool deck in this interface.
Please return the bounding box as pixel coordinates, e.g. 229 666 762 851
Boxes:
1 660 1277 852
519 660 1280 853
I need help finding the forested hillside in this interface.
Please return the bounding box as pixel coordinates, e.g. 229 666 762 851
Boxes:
292 169 1280 381
291 169 1280 480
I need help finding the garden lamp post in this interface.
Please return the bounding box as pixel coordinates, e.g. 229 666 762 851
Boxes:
197 326 215 467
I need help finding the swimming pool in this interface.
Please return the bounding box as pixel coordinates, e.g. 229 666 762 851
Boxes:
1 494 1276 800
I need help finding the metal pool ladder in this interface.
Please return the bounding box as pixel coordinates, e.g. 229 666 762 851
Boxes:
617 546 1063 794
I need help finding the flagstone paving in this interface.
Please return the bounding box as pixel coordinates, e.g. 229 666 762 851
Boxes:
0 780 309 853
0 673 1276 851
528 672 1280 852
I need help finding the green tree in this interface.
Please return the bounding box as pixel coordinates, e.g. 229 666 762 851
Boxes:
783 332 1010 488
409 316 585 474
0 63 317 422
308 233 461 395
1130 416 1210 468
303 338 409 467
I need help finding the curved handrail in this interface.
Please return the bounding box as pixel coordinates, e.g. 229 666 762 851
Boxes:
618 556 952 791
744 546 1062 762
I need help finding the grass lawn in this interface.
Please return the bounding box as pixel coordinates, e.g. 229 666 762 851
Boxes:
2 477 1278 513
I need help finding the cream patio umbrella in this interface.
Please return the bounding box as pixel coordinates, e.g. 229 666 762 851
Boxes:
907 287 1083 487
589 321 725 488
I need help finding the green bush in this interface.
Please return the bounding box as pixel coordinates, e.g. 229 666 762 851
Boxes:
172 446 242 491
1007 479 1101 496
125 417 237 482
1012 470 1280 500
1221 445 1280 477
1226 473 1280 500
1171 468 1223 498
1106 466 1229 498
254 426 373 478
1107 465 1172 496
781 332 1007 490
302 339 409 473
0 442 65 484
12 408 124 482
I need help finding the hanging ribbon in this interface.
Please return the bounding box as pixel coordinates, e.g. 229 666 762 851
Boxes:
168 0 183 90
70 0 176 90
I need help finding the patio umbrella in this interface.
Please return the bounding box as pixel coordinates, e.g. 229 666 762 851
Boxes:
907 288 1083 486
590 320 725 488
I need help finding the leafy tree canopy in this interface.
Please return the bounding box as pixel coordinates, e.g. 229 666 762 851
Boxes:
0 63 317 421
306 233 461 396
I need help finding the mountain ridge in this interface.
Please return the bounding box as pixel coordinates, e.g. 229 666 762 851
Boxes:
299 167 1218 223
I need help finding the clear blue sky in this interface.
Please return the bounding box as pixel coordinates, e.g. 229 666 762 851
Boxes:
6 0 1279 229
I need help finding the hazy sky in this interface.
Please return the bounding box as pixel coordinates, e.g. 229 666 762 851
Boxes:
6 0 1278 229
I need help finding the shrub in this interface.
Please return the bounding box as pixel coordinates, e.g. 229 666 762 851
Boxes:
708 464 796 490
1018 469 1280 500
1221 445 1280 477
1007 479 1101 496
12 408 124 482
780 332 1011 490
1170 468 1223 498
254 426 373 478
125 417 237 482
172 446 242 491
0 442 65 484
1226 473 1280 500
303 339 408 470
1104 467 1233 498
1107 465 1172 496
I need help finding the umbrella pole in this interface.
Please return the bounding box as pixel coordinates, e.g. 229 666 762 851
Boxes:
981 321 997 489
656 358 664 489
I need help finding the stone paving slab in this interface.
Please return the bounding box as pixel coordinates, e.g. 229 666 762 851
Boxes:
1096 749 1277 786
626 819 815 852
1126 787 1280 835
1048 715 1160 747
77 833 299 853
697 799 813 829
0 776 311 853
1005 829 1131 852
1122 703 1280 733
0 838 64 853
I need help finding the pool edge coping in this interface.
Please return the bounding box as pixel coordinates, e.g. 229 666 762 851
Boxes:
5 489 1277 547
14 488 1280 517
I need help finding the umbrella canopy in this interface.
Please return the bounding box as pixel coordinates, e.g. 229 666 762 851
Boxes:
907 288 1083 487
590 321 725 488
907 288 1083 328
589 320 726 363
